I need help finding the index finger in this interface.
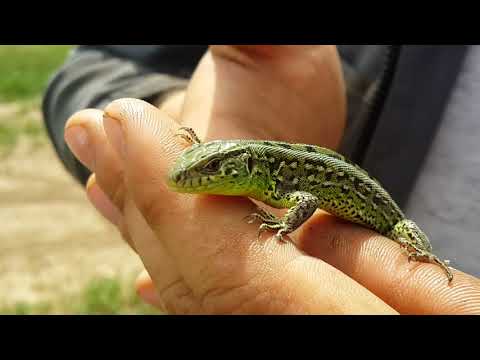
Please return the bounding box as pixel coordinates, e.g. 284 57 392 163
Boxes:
297 213 480 314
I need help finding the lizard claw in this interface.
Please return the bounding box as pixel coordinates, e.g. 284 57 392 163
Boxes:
257 224 270 240
404 246 454 284
407 253 415 263
274 230 290 243
273 233 285 243
431 256 454 284
244 209 281 226
243 213 259 224
244 212 272 225
175 127 202 145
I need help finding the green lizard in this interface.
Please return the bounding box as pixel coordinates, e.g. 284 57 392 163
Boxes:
168 127 453 283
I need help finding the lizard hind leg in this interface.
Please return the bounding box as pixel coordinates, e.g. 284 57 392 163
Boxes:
390 219 453 283
390 219 433 252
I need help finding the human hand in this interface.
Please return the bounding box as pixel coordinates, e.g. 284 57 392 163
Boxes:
64 45 480 314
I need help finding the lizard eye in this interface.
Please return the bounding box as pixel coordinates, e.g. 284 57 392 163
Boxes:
204 158 222 173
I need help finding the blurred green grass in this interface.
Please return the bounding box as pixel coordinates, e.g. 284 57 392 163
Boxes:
0 46 74 151
0 101 46 152
0 277 162 315
0 45 74 102
0 46 161 315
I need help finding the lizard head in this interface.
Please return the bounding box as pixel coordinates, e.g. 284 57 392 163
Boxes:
167 140 254 196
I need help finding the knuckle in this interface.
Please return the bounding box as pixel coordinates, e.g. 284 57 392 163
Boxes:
198 279 266 314
198 256 299 315
104 98 153 122
157 279 199 315
192 245 262 314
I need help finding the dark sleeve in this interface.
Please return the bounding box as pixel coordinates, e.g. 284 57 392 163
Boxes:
336 45 388 157
337 45 386 125
42 45 207 185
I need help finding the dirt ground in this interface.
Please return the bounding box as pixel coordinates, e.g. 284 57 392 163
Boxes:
0 104 143 307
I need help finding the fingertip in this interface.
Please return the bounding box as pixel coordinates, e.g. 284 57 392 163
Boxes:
135 270 165 310
104 98 179 133
103 98 167 130
64 125 93 170
135 269 151 290
65 108 103 130
103 98 182 159
86 173 96 191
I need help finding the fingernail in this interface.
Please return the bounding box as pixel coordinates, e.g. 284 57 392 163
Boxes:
136 271 164 309
138 287 163 308
86 174 123 227
103 114 127 160
64 126 95 171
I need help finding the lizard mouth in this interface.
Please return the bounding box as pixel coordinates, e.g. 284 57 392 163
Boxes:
167 169 190 189
167 170 216 193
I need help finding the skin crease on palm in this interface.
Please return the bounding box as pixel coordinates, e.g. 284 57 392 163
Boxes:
63 45 480 314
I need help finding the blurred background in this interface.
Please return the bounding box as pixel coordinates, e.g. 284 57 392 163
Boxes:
0 45 158 314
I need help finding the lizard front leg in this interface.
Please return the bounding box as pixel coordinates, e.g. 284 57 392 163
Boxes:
248 191 320 242
244 206 280 225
